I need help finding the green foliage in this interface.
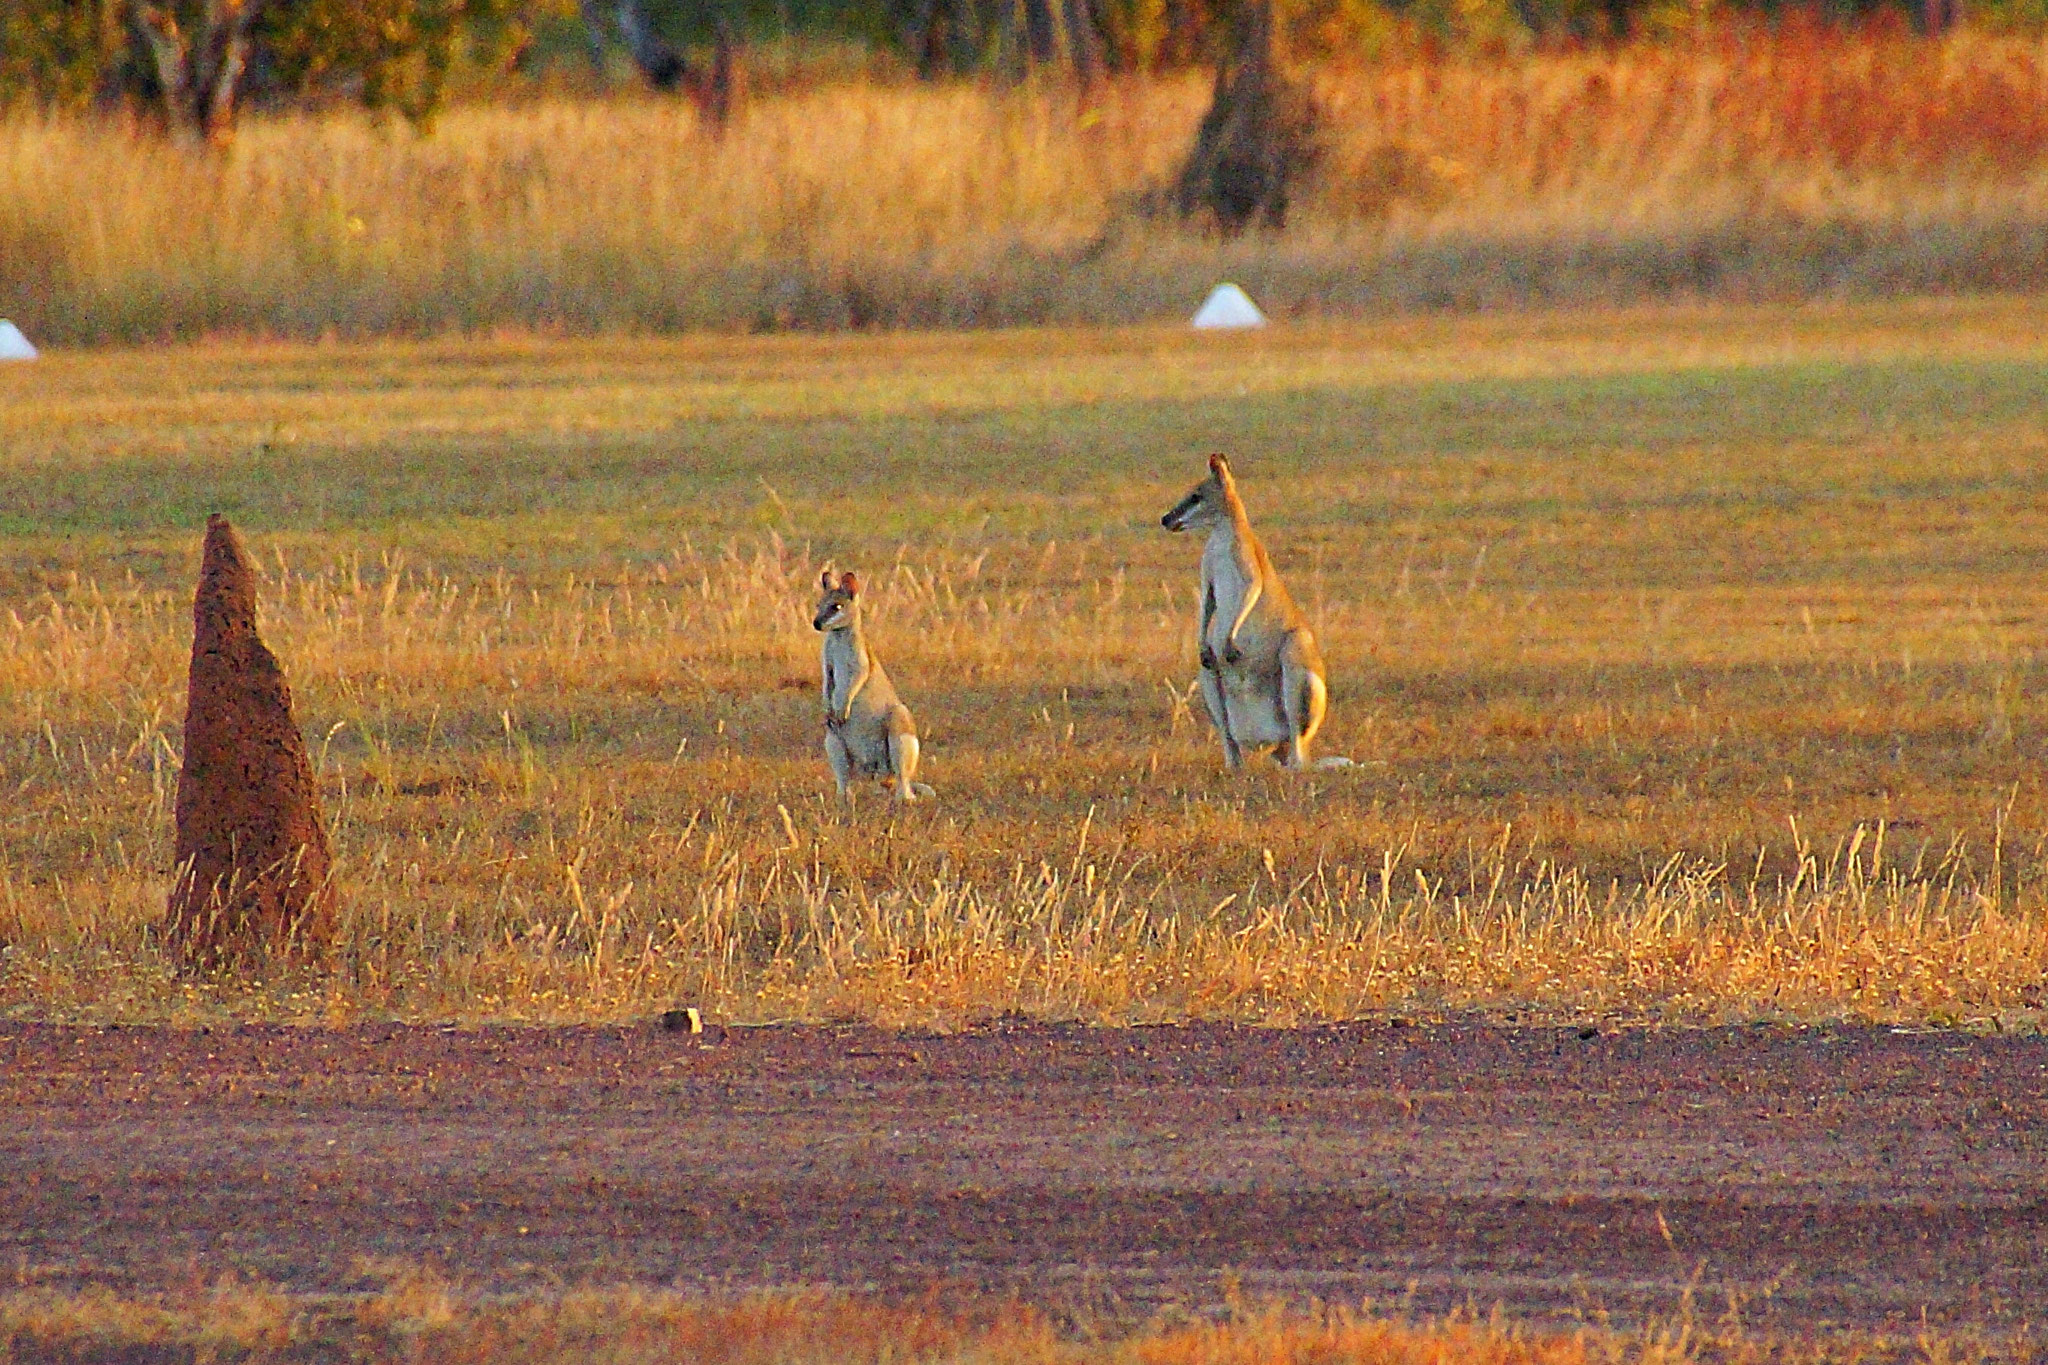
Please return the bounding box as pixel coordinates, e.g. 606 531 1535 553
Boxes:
258 0 523 126
1973 0 2048 29
0 0 125 106
0 0 521 126
623 0 895 51
1282 0 1405 57
5 0 2042 122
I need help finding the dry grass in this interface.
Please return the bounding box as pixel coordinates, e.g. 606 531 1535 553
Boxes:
2 300 2045 1027
0 1270 2031 1364
11 24 2048 342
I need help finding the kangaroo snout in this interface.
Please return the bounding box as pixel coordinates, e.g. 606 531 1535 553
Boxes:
812 601 847 631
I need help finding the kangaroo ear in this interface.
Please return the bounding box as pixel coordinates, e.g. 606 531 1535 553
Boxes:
840 571 860 596
1208 453 1232 479
819 569 834 592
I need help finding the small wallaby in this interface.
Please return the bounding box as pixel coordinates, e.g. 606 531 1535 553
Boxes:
811 570 932 801
1161 453 1350 770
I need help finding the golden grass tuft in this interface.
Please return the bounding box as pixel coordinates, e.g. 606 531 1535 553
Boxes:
0 1272 2031 1364
10 24 2048 342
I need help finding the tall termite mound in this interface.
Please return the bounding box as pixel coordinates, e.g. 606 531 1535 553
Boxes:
1173 0 1320 234
167 514 337 966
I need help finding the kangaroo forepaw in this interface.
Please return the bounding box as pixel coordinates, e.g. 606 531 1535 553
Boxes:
1199 644 1218 671
1222 641 1242 666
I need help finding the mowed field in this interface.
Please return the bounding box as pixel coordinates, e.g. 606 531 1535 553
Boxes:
3 298 2048 1024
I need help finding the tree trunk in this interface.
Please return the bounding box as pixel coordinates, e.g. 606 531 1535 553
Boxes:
1172 0 1318 233
578 0 612 76
595 0 738 121
1021 0 1058 62
615 0 687 88
1060 0 1103 82
130 0 275 140
689 17 738 130
907 0 949 76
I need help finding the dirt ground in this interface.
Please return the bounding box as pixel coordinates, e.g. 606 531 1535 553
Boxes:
3 1019 2044 1338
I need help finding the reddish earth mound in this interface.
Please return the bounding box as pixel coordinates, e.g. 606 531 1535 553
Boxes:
167 514 336 965
2 1019 2043 1339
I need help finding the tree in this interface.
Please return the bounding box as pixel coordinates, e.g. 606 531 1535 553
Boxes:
0 0 128 106
578 0 739 125
0 0 516 136
898 0 1108 78
1172 0 1319 232
581 0 685 84
258 0 522 127
129 0 277 138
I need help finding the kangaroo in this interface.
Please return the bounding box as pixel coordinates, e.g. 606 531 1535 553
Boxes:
1161 454 1348 770
811 570 932 801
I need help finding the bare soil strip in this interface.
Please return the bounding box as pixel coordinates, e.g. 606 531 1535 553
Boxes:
2 1021 2042 1337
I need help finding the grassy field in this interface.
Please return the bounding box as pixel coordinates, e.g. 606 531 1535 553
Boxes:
2 297 2047 1025
10 25 2048 342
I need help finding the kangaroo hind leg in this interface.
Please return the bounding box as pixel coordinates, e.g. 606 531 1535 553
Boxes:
1279 633 1327 770
886 706 928 801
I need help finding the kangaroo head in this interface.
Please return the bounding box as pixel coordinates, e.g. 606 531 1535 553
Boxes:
1161 454 1236 533
812 570 860 631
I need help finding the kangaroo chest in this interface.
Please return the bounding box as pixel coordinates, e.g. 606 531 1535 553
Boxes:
821 629 899 772
1200 529 1268 653
821 631 867 714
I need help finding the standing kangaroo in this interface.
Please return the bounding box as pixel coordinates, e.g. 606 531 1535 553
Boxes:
1162 454 1347 770
812 570 932 801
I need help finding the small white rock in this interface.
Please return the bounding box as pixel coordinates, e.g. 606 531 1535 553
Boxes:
0 320 36 360
1191 283 1267 330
